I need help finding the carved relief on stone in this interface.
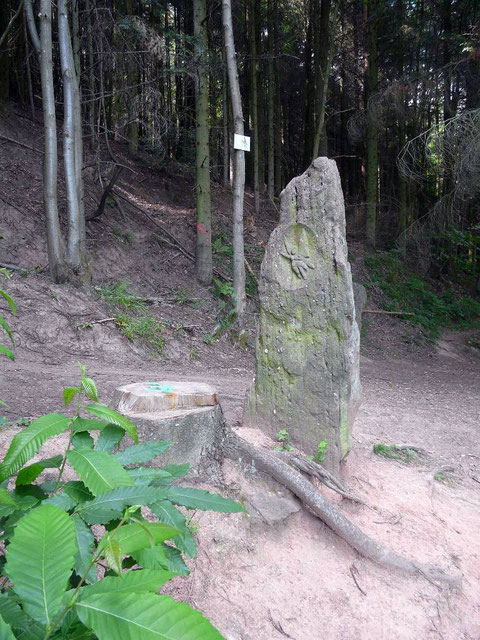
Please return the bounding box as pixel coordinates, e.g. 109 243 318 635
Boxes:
278 223 317 285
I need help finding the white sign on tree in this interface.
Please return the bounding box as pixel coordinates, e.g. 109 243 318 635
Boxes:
233 134 251 151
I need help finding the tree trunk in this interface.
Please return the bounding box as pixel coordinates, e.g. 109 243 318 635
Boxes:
364 0 379 250
312 0 337 159
248 0 260 214
26 0 67 282
58 0 84 271
0 1 11 101
194 0 213 285
126 0 138 155
222 65 229 188
267 0 275 201
222 0 246 320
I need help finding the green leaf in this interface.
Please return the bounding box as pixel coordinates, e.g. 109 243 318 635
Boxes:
75 592 224 640
114 442 171 466
41 493 76 510
78 569 174 599
85 404 138 443
95 425 125 452
72 432 95 450
82 378 99 403
128 468 172 486
15 621 46 639
5 505 77 626
150 463 190 486
71 417 110 434
72 515 97 583
102 538 122 576
77 486 168 525
0 289 16 315
0 592 29 629
0 414 71 482
0 315 13 343
133 544 189 576
0 344 14 360
63 387 80 407
151 501 196 558
15 455 63 486
63 481 94 504
66 450 133 496
0 487 16 506
164 486 244 513
99 522 178 556
0 613 16 640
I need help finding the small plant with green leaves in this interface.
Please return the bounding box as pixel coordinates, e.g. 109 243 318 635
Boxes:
173 286 200 308
212 278 234 300
373 442 416 463
0 267 16 363
275 429 293 452
313 440 329 462
212 235 233 258
0 365 243 639
115 315 165 354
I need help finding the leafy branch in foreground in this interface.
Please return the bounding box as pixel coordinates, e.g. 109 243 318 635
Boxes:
0 366 243 639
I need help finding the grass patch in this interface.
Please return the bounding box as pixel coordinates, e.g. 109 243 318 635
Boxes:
365 252 480 339
99 282 165 355
373 443 416 463
115 315 165 354
99 281 146 311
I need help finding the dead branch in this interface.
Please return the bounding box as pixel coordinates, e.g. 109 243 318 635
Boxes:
80 317 116 327
0 134 43 155
349 563 367 596
224 429 460 586
363 310 415 316
87 166 123 221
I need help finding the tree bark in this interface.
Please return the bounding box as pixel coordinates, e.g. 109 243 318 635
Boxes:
194 0 213 285
26 0 67 282
267 0 275 201
248 0 260 214
58 0 84 271
222 0 246 320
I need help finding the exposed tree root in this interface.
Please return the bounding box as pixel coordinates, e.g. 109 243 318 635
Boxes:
223 429 460 588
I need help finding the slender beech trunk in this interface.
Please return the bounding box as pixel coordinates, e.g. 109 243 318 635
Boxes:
302 0 314 168
194 0 212 285
248 0 260 214
222 65 229 187
364 0 379 250
0 1 11 101
58 0 84 271
222 0 246 320
273 2 282 195
86 0 96 149
26 0 67 282
267 0 275 201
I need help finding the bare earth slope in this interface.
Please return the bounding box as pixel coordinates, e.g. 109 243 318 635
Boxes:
1 106 480 639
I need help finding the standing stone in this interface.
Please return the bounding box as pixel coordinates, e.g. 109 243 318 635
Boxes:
245 158 360 475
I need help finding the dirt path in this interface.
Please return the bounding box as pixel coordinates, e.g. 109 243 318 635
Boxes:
2 338 479 640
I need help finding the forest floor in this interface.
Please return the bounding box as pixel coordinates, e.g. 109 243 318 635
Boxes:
1 105 480 639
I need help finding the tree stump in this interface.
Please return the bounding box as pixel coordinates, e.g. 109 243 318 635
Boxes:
114 381 225 476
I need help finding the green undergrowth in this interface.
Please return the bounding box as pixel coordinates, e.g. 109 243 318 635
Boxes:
98 282 165 355
365 252 480 339
373 443 416 463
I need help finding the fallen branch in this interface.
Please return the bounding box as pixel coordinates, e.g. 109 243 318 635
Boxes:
87 166 123 221
363 310 415 316
0 262 30 272
224 429 459 586
79 317 116 327
0 134 43 155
